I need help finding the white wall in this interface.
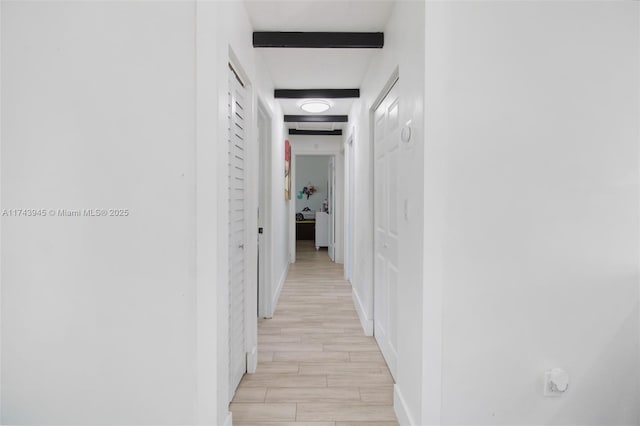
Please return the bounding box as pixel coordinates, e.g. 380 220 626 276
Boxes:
1 1 287 424
295 156 330 213
269 117 289 314
347 1 426 423
425 2 640 425
2 2 197 424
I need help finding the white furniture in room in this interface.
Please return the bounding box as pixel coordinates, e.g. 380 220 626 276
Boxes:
315 211 329 250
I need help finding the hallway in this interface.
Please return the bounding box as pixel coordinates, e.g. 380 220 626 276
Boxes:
230 241 399 425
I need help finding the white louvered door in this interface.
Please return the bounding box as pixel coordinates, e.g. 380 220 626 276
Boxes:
228 63 247 399
373 79 399 380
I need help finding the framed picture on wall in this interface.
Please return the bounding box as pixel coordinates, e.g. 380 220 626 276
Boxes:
284 139 291 200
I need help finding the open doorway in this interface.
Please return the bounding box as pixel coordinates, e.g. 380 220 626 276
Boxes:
293 155 332 255
290 148 345 265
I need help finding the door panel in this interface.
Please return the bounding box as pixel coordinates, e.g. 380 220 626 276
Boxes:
373 79 399 380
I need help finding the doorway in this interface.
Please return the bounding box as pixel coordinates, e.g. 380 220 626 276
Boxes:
294 155 332 255
289 141 345 264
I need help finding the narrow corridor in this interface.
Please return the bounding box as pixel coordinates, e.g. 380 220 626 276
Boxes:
230 241 399 425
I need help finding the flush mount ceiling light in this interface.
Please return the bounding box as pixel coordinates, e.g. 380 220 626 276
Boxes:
300 100 331 114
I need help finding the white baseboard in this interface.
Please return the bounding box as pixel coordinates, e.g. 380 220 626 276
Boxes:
394 384 416 426
247 345 257 374
352 288 373 336
223 411 232 426
271 262 289 316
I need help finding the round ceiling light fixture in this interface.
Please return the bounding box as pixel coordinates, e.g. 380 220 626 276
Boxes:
300 100 331 114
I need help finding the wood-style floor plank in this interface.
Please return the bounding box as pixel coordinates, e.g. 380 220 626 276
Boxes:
265 387 360 403
336 422 400 426
231 241 398 426
233 388 268 403
297 362 386 376
327 373 394 387
358 386 394 403
235 423 335 426
230 403 297 422
241 374 327 388
296 403 397 422
272 351 350 362
254 362 300 375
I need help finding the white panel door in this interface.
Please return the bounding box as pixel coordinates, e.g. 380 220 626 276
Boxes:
228 64 247 399
373 79 399 380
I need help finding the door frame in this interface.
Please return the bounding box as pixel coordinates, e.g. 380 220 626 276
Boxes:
370 67 400 287
289 141 344 264
228 52 258 400
370 68 400 377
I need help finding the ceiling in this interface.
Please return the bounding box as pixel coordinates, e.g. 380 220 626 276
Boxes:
244 0 396 130
245 1 395 32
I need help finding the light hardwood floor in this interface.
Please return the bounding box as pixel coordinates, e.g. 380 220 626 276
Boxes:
230 240 399 426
